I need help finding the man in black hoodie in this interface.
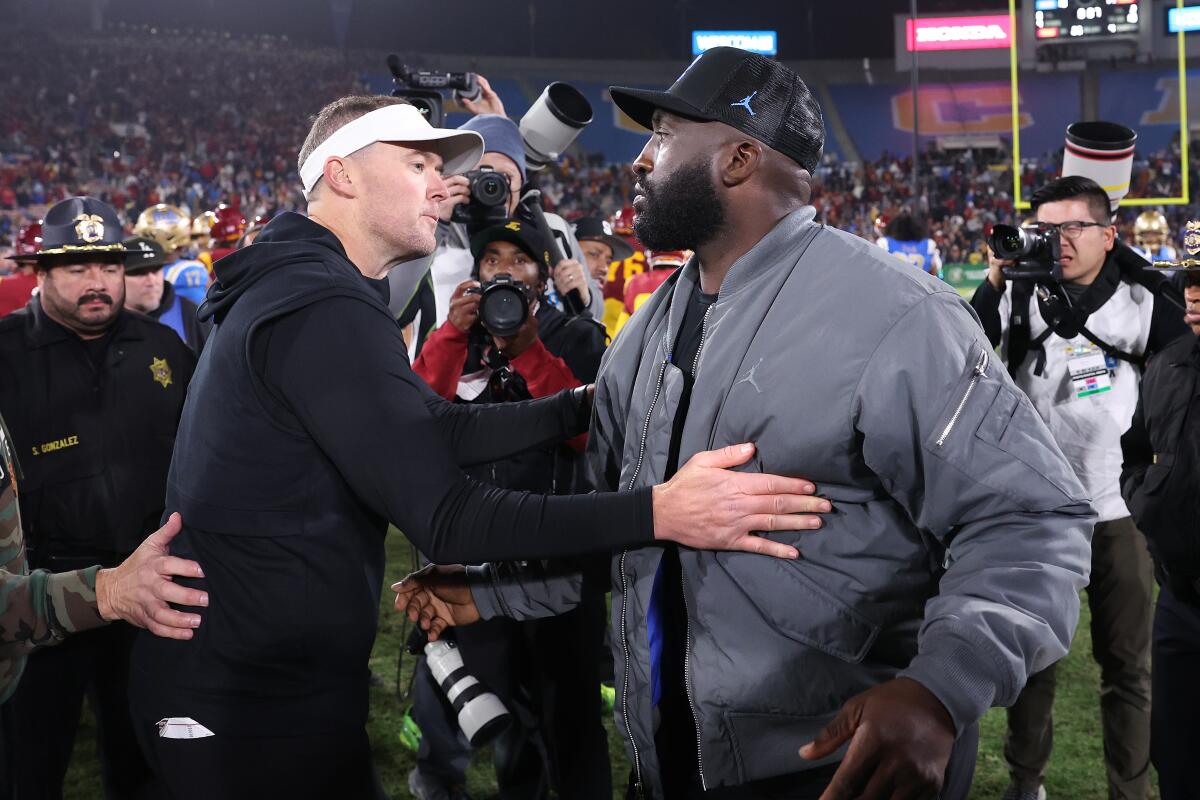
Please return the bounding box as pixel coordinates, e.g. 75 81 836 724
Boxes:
127 95 829 799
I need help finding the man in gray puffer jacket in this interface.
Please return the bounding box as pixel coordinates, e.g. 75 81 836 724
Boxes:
396 48 1094 800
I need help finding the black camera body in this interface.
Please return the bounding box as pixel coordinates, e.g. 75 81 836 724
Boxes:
387 55 480 128
450 166 511 229
989 223 1063 282
467 274 535 337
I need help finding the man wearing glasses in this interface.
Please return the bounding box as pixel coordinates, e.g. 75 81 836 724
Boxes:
972 175 1189 800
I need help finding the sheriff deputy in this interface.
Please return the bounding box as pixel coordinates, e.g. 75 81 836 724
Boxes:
0 196 196 798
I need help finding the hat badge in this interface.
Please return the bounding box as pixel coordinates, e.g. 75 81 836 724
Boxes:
1185 221 1200 259
602 221 614 235
73 214 106 244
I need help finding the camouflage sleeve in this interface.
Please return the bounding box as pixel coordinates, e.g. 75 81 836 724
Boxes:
0 566 104 658
0 460 104 659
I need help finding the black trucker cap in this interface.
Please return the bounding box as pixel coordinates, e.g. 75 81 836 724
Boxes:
609 47 825 173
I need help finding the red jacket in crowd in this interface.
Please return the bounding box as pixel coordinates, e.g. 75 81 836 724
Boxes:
413 320 587 452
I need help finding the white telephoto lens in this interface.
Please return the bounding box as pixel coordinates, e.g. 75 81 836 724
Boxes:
425 640 511 746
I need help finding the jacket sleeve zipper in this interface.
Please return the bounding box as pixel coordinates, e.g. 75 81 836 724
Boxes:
935 350 989 447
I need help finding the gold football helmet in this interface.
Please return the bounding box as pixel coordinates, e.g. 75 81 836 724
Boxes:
1134 210 1169 249
191 210 217 250
134 204 191 253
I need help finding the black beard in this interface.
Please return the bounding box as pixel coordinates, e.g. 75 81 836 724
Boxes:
633 158 725 252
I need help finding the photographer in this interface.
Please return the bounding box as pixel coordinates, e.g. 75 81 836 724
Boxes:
420 113 604 333
1120 270 1200 800
409 220 608 800
970 175 1188 800
414 220 604 406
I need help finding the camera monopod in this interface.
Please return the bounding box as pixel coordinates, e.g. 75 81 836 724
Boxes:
519 189 587 316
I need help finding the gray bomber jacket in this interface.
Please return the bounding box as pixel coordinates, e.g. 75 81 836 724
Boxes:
469 206 1094 798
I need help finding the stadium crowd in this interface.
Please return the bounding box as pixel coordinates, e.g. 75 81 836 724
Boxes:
0 29 370 245
3 24 1200 800
2 28 1196 271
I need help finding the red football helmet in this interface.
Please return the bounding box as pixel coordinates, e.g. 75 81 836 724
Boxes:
211 205 248 245
13 222 43 260
236 214 271 249
647 250 689 269
611 206 636 237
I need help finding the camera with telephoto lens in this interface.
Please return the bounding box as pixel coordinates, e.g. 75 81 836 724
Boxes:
450 166 511 229
386 55 480 129
465 274 535 338
988 223 1063 282
405 626 510 747
519 82 593 172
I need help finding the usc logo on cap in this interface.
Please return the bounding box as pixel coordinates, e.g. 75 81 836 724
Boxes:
505 221 522 232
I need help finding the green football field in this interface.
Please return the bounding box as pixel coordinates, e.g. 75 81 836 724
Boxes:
65 527 1152 799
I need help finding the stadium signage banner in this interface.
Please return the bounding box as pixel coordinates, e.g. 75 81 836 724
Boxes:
905 14 1013 51
691 30 778 56
1167 5 1200 33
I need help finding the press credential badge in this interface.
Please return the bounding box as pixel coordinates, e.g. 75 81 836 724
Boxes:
1067 343 1112 399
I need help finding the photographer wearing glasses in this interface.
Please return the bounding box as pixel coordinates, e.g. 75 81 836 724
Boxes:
971 175 1189 800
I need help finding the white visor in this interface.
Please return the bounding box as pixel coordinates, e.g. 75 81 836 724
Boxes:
299 103 484 200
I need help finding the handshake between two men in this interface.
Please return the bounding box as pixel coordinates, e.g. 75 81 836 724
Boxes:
394 441 959 800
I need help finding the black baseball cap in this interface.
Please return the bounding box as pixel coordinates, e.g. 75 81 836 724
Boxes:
573 217 635 261
123 236 170 274
469 220 553 276
609 47 825 173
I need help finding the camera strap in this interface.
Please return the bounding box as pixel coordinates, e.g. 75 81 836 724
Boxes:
1017 300 1145 378
1012 254 1151 377
1006 281 1036 380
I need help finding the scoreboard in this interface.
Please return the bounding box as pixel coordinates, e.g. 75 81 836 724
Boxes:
1033 0 1140 41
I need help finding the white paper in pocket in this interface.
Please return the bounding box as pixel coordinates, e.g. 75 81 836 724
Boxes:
156 717 215 739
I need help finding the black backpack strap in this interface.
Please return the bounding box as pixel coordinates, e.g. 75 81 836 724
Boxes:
1029 327 1054 376
1006 280 1035 379
1078 325 1145 371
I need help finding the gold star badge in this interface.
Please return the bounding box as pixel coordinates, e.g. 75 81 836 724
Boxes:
150 357 173 389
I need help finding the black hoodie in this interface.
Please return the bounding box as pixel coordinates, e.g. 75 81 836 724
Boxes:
129 213 651 736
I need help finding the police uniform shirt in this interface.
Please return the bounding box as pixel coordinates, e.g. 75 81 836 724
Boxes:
0 300 195 567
